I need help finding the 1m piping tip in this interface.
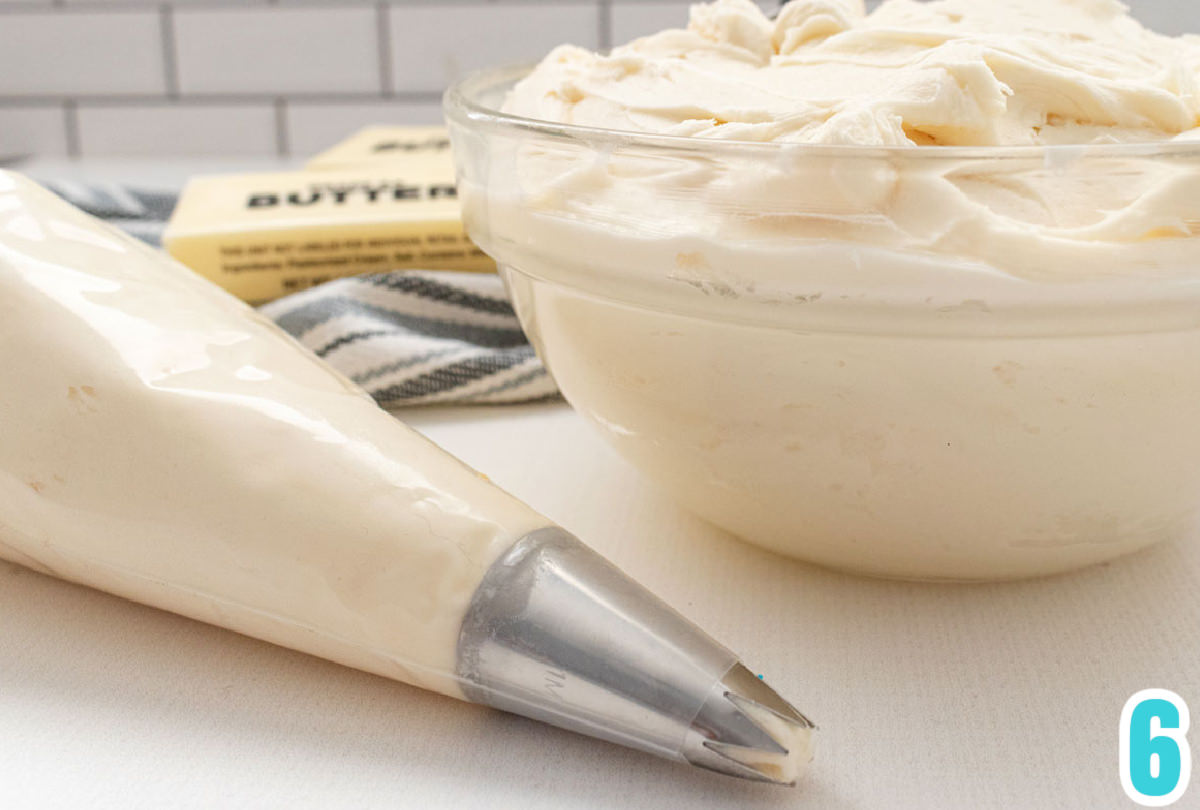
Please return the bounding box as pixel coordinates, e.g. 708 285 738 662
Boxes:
683 663 816 785
457 527 815 785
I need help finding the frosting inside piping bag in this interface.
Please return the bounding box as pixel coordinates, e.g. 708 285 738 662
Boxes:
0 170 548 699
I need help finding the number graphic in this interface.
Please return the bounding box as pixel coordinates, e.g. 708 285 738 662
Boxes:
1120 689 1191 807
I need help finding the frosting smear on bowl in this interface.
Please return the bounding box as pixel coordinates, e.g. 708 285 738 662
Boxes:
505 0 1200 146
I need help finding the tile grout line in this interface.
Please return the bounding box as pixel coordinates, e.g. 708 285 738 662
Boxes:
0 1 523 13
274 97 289 157
597 0 612 51
63 100 80 158
160 3 180 99
1 93 444 106
377 1 395 97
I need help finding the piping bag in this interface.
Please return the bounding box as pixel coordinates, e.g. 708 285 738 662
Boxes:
0 172 814 785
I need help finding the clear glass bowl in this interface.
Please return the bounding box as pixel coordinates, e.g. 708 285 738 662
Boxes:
445 65 1200 581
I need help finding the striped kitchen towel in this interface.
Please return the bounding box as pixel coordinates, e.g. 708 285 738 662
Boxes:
46 179 558 407
261 271 559 407
44 179 177 247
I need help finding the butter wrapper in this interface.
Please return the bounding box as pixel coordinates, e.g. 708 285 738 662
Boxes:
164 139 491 304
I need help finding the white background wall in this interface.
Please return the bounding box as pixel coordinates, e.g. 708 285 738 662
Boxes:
0 0 1195 159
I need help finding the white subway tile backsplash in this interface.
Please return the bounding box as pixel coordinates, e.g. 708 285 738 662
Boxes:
0 105 68 156
175 7 380 95
0 11 165 96
1131 0 1194 34
287 100 443 157
63 0 268 4
389 3 599 93
1 0 1193 161
76 103 277 156
66 1 269 4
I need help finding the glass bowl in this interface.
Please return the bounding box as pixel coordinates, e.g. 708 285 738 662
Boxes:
444 65 1200 581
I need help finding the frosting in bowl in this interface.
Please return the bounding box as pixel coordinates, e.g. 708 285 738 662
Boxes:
505 0 1200 146
447 2 1200 578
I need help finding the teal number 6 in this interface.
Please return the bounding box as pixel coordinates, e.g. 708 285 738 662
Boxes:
1121 689 1191 807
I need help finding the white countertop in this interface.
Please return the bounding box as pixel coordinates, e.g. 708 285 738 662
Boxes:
2 160 1197 810
3 401 1198 810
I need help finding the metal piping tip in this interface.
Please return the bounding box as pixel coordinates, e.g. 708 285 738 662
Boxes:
457 528 816 785
683 664 816 785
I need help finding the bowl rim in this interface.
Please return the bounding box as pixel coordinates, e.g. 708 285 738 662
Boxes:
444 64 1200 162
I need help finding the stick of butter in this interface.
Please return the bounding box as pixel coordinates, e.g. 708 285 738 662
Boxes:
163 136 492 304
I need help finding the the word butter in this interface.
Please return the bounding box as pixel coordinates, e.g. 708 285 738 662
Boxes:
245 181 457 209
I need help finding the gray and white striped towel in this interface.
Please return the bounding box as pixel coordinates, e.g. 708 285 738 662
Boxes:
43 179 177 247
44 179 559 407
261 272 558 406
